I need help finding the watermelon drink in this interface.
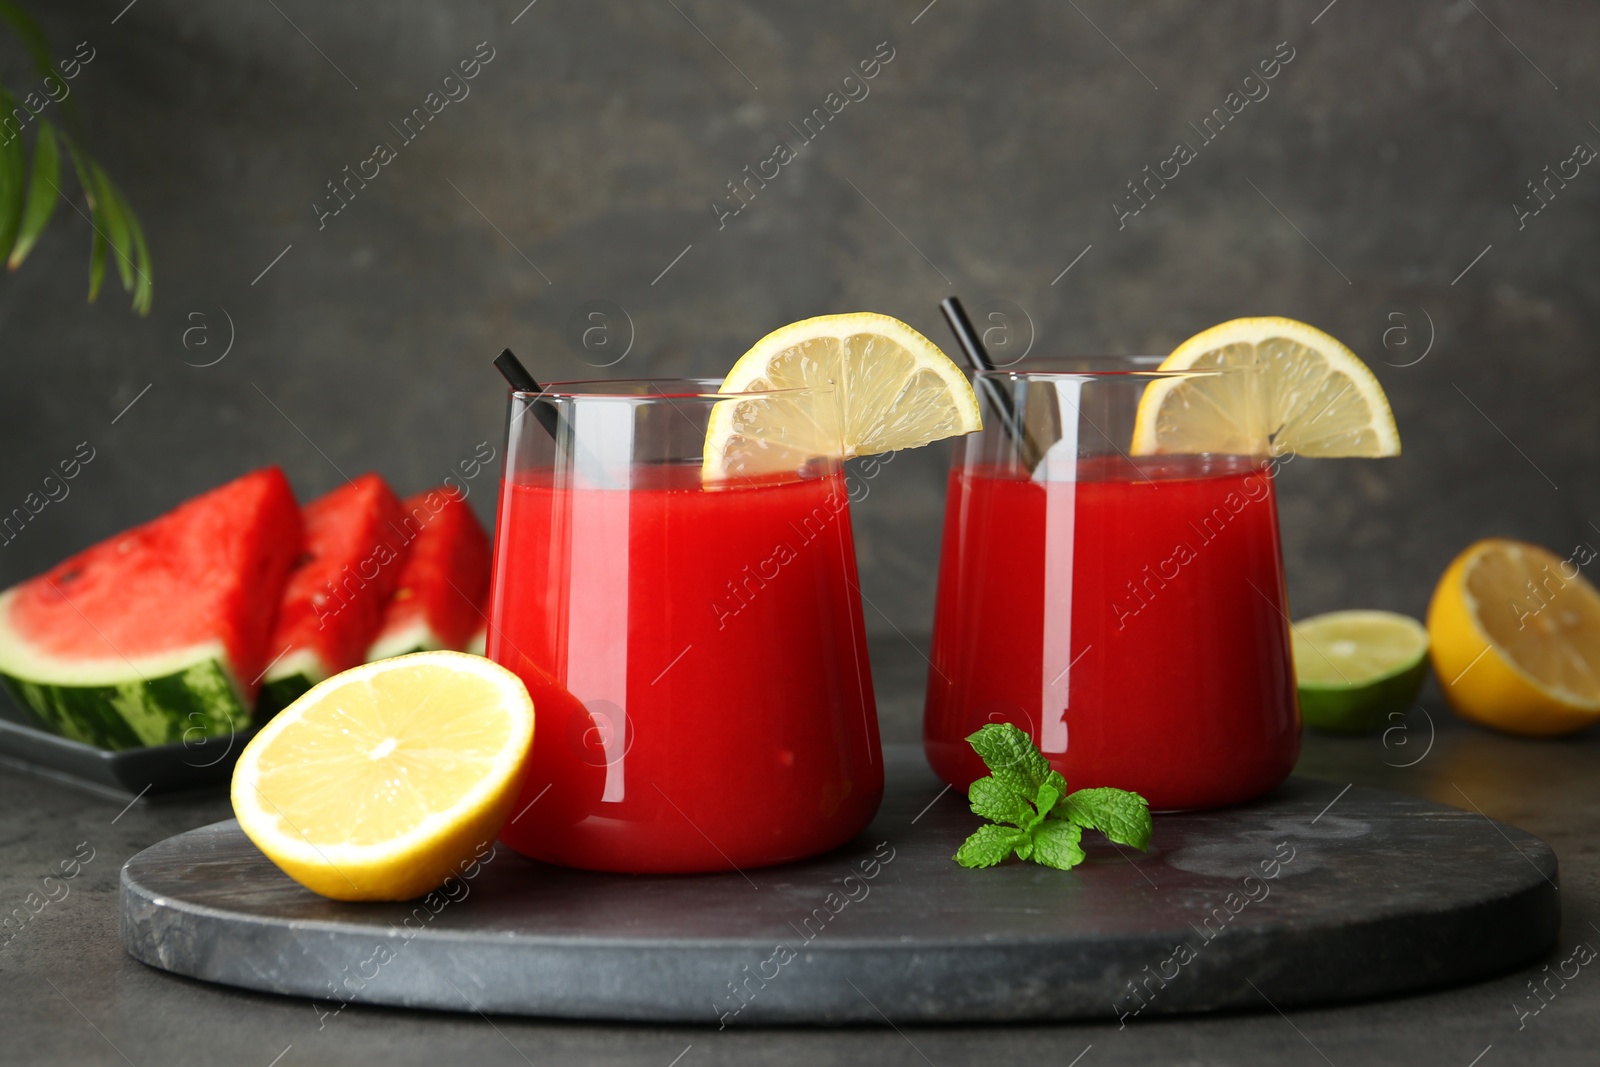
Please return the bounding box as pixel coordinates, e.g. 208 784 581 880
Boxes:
489 380 881 874
924 363 1300 811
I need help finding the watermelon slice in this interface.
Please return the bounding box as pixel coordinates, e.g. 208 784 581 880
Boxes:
258 474 407 715
366 489 492 660
0 468 302 749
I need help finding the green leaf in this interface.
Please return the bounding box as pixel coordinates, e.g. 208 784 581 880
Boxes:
1060 787 1153 850
0 59 150 314
967 775 1029 826
86 203 105 300
954 824 1026 868
62 135 94 206
956 723 1152 873
982 763 1036 805
1031 818 1086 871
61 137 105 302
114 182 153 314
90 163 133 294
966 723 1054 794
0 1 55 83
1034 780 1062 820
0 91 24 257
81 160 152 314
8 117 59 268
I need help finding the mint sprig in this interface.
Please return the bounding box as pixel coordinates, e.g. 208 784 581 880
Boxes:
953 723 1152 871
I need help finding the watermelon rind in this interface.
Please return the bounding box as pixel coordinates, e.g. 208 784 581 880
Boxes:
0 660 247 750
256 674 314 718
0 588 251 750
366 619 447 663
464 627 487 657
257 647 328 718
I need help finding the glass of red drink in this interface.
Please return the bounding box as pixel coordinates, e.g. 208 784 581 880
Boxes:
924 359 1299 811
489 379 881 873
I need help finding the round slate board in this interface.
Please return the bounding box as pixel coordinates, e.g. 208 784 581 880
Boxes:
120 746 1559 1024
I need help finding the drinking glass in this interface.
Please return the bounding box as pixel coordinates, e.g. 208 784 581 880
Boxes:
488 379 881 872
924 358 1299 811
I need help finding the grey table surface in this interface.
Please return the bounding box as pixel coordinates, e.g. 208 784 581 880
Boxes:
2 638 1597 1067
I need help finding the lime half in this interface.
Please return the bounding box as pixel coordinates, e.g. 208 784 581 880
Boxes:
1292 610 1430 734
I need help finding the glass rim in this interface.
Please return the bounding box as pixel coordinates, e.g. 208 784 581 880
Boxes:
510 376 824 401
974 359 1257 382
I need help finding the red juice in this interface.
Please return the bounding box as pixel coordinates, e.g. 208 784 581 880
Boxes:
489 465 881 873
924 455 1299 810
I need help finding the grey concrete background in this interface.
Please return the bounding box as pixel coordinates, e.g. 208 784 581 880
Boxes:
1 0 1596 643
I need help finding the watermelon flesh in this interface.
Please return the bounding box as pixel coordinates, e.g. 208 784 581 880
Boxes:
258 473 407 714
366 489 492 661
0 468 302 749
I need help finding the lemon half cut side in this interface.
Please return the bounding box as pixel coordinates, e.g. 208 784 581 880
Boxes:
1430 539 1600 737
231 650 535 901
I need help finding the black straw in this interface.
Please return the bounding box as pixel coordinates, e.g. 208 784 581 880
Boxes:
494 347 540 392
493 347 562 441
938 297 1041 468
939 296 995 373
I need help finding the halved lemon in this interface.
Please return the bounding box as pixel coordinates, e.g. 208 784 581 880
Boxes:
1429 539 1600 737
1130 317 1401 457
1292 610 1430 733
231 650 535 900
702 313 982 480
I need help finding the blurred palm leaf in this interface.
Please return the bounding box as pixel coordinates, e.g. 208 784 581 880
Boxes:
8 116 57 268
0 90 24 256
0 2 150 314
0 0 52 83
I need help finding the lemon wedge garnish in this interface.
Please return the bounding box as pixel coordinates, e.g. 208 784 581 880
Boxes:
702 313 981 480
231 650 534 900
1131 316 1400 457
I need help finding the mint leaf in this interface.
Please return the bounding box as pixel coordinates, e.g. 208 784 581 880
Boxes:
1031 818 1086 871
955 824 1026 868
967 775 1029 825
1060 787 1153 850
1042 768 1068 803
954 724 1153 872
981 763 1036 805
966 723 1054 793
1034 780 1063 820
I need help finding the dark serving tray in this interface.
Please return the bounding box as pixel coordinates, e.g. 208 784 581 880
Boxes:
121 745 1560 1023
0 688 249 797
